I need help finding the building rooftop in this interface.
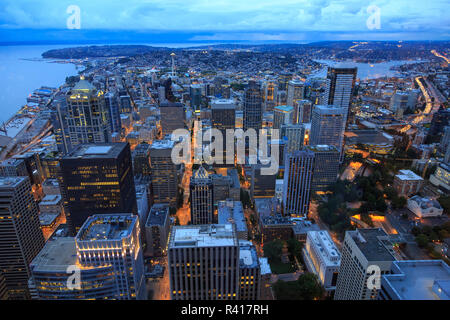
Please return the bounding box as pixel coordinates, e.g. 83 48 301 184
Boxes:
307 231 341 266
395 169 424 181
383 260 450 300
39 212 60 226
292 220 321 235
64 143 127 160
409 195 442 210
150 139 175 150
211 99 236 109
259 257 272 275
30 237 77 273
218 200 247 234
349 228 396 262
76 214 136 241
238 240 259 269
274 105 294 113
0 176 26 188
146 204 169 227
306 144 339 153
40 194 62 205
169 224 237 248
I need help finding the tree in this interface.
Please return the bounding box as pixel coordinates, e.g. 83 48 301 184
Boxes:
296 273 325 300
438 196 450 215
287 238 303 260
392 196 407 209
416 234 429 248
263 240 283 262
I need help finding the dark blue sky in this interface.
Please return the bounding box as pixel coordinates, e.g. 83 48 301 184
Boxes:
0 0 449 44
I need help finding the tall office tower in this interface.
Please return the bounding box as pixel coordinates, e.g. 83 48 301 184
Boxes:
287 79 305 107
406 88 420 111
145 204 170 257
310 105 347 154
119 94 132 113
250 164 276 199
278 72 293 91
282 150 314 217
429 107 450 136
303 230 341 292
76 214 146 300
243 81 263 131
51 96 72 154
0 177 45 299
104 91 122 134
273 105 294 129
0 158 28 177
439 126 450 154
322 67 357 122
295 99 313 124
211 99 236 132
445 140 450 165
389 91 409 118
0 273 7 300
238 240 262 300
150 139 178 207
190 166 214 225
168 224 240 300
334 228 396 300
59 143 137 234
307 145 340 192
132 142 151 176
65 79 111 148
159 101 186 137
190 84 202 110
263 80 278 112
281 124 305 154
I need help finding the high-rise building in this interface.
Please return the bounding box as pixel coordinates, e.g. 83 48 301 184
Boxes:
132 142 152 176
150 139 178 207
51 96 72 154
429 107 450 136
218 200 247 240
145 204 170 257
322 67 357 123
334 228 396 300
263 80 278 112
59 143 137 234
303 230 341 292
65 79 111 148
287 79 305 108
310 105 347 154
278 72 293 91
168 224 240 300
190 166 214 225
243 81 263 131
389 91 409 118
273 105 294 129
76 214 146 299
295 99 313 124
119 94 132 113
211 99 236 132
0 158 28 177
282 149 314 217
307 145 340 192
0 177 45 299
281 124 305 154
160 101 185 137
104 91 122 134
238 240 262 300
190 84 202 110
250 164 276 199
0 272 7 300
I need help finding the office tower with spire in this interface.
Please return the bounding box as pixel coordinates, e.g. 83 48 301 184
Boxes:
159 101 186 137
190 166 214 225
287 79 305 107
65 78 111 147
282 149 314 217
0 176 45 299
334 228 396 300
310 105 347 154
150 139 178 207
243 81 263 131
322 67 357 123
59 143 137 234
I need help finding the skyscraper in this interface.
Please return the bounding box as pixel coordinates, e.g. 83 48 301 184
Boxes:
145 204 170 257
243 81 263 131
190 166 214 224
334 228 396 300
322 67 357 122
190 84 202 110
281 124 305 154
273 105 294 130
310 105 347 154
211 99 236 132
160 101 186 137
59 143 137 234
263 80 278 112
287 79 305 108
132 142 152 176
295 99 313 124
0 176 45 299
307 145 340 192
104 91 122 134
150 139 178 207
168 224 240 300
282 149 314 217
65 79 111 147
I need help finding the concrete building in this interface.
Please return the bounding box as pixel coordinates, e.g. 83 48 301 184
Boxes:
430 163 450 191
334 228 396 300
0 176 45 299
407 195 444 218
287 79 305 109
310 105 347 154
145 204 170 257
303 230 341 292
292 220 321 242
283 150 314 217
307 145 340 192
295 99 313 124
380 260 450 300
211 99 236 131
190 166 214 224
273 105 294 129
281 124 305 154
159 101 185 136
238 240 262 300
168 224 240 300
132 142 152 176
260 215 294 244
150 139 178 207
393 169 424 197
243 80 263 131
218 200 247 240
